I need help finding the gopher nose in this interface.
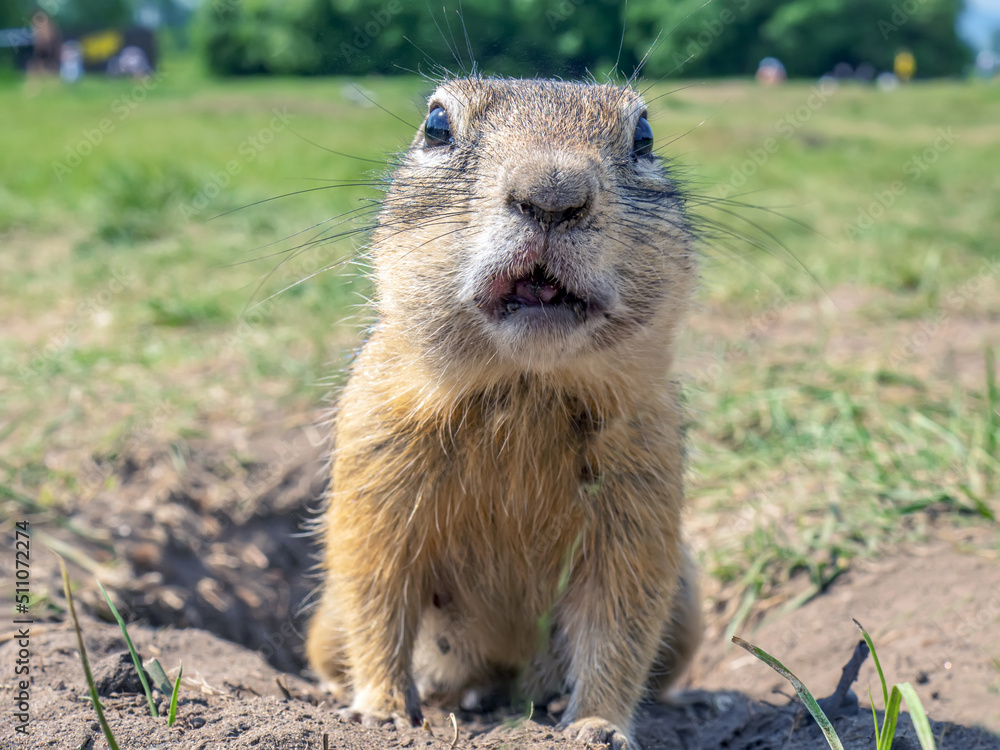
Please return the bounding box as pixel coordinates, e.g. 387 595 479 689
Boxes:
514 196 589 228
506 158 598 231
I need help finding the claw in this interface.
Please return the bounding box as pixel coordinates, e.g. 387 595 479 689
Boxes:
562 717 632 750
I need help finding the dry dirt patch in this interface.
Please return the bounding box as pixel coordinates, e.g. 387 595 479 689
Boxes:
4 429 998 749
3 586 997 750
692 536 1000 733
3 291 998 749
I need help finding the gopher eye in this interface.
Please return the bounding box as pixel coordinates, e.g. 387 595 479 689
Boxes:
633 116 653 159
424 106 452 148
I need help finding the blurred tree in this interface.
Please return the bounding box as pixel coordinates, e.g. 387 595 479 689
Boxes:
0 1 33 72
40 0 135 29
761 0 970 77
1 1 33 28
196 0 971 78
625 0 773 78
627 0 970 78
197 0 630 77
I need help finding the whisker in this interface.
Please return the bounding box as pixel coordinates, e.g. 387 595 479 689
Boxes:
208 182 383 220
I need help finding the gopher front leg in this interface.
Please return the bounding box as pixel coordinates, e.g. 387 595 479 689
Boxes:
308 469 428 727
556 504 684 748
308 562 424 727
336 570 424 727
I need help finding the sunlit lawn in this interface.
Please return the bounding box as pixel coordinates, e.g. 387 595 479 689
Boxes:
1 57 997 606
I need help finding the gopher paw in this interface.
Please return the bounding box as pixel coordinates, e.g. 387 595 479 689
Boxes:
562 717 632 749
316 679 349 703
339 686 423 729
339 704 397 728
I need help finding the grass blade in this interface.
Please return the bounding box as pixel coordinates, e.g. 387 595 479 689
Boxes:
168 664 183 727
58 556 120 750
144 657 173 696
898 682 937 750
877 685 903 750
732 636 846 750
854 619 889 710
867 685 882 745
97 582 157 718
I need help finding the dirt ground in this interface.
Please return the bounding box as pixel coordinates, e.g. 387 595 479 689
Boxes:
3 292 999 750
4 541 999 750
3 616 999 750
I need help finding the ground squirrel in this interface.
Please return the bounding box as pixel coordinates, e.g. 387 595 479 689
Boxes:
306 75 702 749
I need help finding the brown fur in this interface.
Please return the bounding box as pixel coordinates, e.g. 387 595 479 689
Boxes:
306 76 701 749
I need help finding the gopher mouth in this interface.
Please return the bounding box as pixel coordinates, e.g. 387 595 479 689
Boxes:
488 265 589 323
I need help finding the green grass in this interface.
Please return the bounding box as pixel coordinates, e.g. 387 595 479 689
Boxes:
689 355 999 634
62 568 185 740
854 620 936 750
735 619 938 750
169 665 183 728
59 557 120 750
98 581 158 718
2 57 998 632
733 633 848 750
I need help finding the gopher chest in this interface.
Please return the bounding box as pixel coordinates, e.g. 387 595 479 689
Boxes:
331 374 615 618
420 407 597 620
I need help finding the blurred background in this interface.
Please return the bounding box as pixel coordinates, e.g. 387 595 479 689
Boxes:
1 0 998 717
2 0 995 78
